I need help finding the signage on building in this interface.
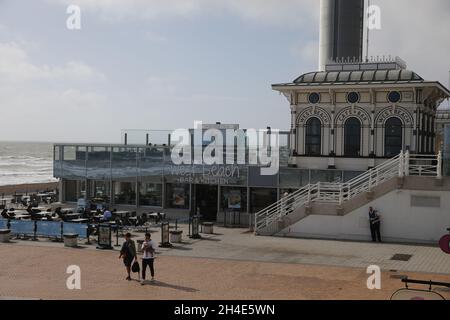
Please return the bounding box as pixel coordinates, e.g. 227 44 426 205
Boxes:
377 107 413 125
167 164 243 186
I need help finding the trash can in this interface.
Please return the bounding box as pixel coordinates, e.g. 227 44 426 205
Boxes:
0 229 11 243
202 222 214 234
63 233 78 248
170 230 183 243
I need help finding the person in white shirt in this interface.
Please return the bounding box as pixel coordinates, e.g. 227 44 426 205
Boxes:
141 233 157 284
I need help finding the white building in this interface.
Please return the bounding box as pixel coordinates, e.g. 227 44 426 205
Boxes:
273 58 450 171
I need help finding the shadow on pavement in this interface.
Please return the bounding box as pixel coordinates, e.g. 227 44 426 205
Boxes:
143 280 199 293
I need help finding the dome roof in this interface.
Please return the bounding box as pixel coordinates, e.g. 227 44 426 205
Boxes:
293 69 423 85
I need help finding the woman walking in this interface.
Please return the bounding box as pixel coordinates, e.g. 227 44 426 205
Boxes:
119 233 138 281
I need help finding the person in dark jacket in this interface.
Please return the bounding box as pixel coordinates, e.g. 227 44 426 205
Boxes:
119 233 138 281
368 207 382 243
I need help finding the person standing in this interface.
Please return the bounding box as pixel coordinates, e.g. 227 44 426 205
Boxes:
141 233 157 285
119 233 138 281
368 207 382 243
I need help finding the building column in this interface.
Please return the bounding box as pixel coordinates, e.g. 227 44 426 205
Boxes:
59 179 65 203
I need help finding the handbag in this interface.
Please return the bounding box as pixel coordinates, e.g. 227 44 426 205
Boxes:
132 261 140 273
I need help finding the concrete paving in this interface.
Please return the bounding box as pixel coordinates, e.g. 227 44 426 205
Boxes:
1 243 450 300
7 224 450 275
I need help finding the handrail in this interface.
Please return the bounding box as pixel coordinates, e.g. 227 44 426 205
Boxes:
255 151 441 234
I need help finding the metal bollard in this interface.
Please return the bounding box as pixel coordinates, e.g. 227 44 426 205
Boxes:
86 225 91 245
33 221 37 241
115 227 120 247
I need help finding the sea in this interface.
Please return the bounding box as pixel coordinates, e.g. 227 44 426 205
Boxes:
0 141 57 186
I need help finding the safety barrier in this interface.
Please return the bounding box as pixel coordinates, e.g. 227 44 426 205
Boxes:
0 219 8 229
0 219 88 240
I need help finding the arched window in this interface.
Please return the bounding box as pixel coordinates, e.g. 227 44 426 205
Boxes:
385 117 403 157
305 118 321 156
344 117 361 157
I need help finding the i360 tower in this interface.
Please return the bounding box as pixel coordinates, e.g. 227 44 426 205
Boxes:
319 0 365 71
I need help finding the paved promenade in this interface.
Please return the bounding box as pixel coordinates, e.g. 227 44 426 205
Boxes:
1 225 450 300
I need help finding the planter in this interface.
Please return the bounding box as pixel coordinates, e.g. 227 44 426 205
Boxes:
0 229 11 243
170 230 183 243
63 233 78 248
202 222 214 234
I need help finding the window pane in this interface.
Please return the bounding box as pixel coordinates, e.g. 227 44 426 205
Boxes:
221 187 247 212
114 181 136 205
306 118 321 156
344 118 361 156
250 188 277 213
139 183 162 207
385 118 403 157
166 183 190 209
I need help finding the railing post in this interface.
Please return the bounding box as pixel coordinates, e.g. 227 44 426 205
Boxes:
339 184 343 206
404 151 410 177
437 151 443 179
317 182 321 202
368 169 373 192
398 151 404 177
307 185 311 203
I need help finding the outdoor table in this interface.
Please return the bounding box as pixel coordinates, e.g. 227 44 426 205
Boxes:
149 212 166 222
71 218 89 224
62 208 77 213
65 213 81 220
14 214 31 220
128 216 138 226
114 211 130 218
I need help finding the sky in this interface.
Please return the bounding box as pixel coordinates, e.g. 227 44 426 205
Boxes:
0 0 449 143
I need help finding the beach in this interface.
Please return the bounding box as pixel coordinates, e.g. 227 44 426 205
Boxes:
0 182 58 197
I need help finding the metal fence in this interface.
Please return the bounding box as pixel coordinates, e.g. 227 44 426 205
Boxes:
0 219 88 239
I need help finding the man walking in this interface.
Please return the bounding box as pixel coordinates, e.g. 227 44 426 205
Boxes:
141 233 157 285
368 207 382 243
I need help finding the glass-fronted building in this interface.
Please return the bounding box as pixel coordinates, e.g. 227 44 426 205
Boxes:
53 127 365 224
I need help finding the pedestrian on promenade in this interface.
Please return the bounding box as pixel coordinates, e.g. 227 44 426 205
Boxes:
141 233 157 285
119 232 138 281
368 207 382 243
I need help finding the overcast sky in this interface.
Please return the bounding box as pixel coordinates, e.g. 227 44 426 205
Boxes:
0 0 449 143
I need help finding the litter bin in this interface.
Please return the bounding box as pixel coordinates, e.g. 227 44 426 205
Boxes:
202 222 214 234
170 230 183 243
63 233 78 248
0 229 11 243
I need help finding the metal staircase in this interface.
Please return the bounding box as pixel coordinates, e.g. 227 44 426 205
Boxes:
255 151 443 236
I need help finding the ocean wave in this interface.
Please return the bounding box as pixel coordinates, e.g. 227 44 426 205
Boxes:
0 142 55 186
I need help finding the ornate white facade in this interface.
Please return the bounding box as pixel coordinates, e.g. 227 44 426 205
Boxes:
273 60 450 171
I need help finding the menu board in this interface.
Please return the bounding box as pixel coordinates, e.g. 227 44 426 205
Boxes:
161 222 170 245
192 216 199 236
98 223 112 248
